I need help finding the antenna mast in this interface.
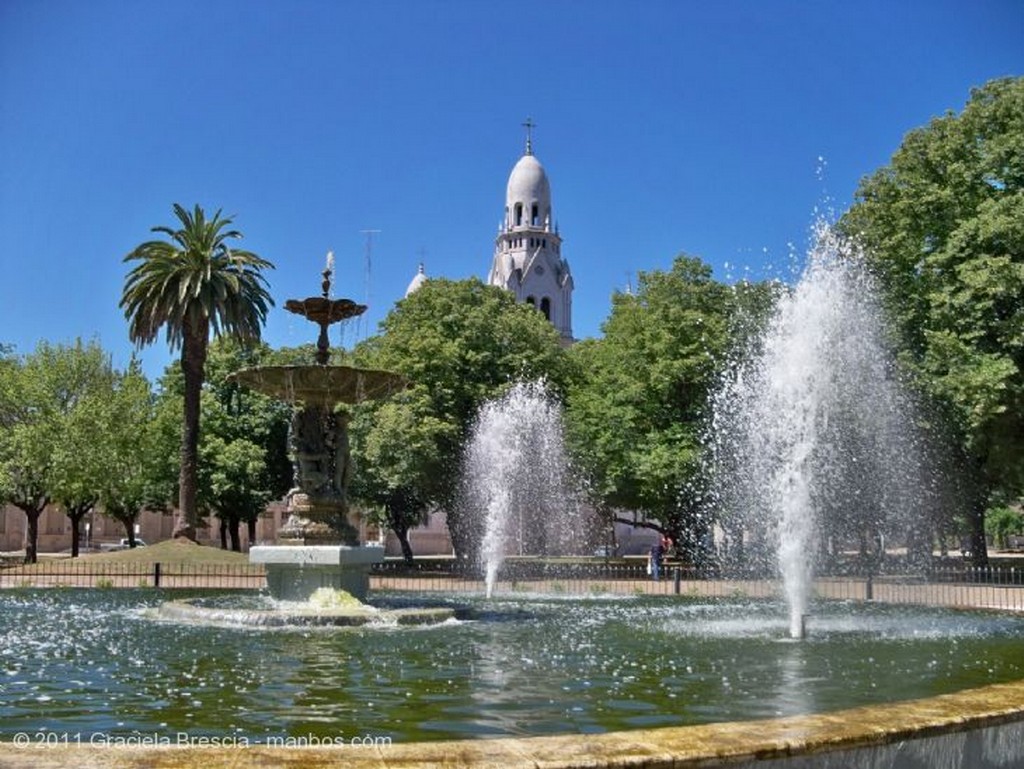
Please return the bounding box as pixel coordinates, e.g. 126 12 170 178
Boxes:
359 229 381 339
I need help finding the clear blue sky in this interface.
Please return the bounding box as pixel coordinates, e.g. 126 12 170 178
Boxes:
2 0 1021 381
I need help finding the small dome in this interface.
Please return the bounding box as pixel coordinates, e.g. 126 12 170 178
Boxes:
405 263 427 297
506 153 551 220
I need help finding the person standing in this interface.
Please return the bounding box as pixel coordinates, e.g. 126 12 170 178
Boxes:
650 536 666 581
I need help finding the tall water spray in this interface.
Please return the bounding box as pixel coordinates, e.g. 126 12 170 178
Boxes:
712 221 928 638
461 381 585 598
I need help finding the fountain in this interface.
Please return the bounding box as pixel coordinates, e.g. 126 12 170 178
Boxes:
152 256 454 627
223 254 414 603
460 380 588 597
710 220 931 637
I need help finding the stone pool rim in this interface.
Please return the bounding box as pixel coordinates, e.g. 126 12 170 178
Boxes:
4 678 1024 767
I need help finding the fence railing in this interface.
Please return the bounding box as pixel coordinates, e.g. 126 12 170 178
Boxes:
2 558 1023 611
368 560 1024 611
0 561 266 589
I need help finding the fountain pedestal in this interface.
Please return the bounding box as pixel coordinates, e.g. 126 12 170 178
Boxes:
250 545 384 602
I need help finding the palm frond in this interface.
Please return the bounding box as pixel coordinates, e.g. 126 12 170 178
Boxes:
120 204 275 352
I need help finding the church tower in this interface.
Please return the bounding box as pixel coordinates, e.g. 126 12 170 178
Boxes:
487 121 574 342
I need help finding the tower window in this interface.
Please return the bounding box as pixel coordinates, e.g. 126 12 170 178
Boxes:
531 204 539 226
540 297 551 321
526 295 536 307
515 203 523 226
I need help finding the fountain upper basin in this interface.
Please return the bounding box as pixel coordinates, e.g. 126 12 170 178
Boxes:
229 365 409 406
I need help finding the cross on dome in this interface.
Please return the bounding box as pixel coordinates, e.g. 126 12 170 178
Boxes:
522 117 536 155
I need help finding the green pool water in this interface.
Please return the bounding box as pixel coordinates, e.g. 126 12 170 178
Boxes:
2 588 1022 744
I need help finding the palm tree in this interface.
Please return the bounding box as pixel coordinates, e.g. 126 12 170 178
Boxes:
120 204 274 540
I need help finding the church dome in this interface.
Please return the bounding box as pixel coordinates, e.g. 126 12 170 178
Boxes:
506 153 551 227
405 263 427 297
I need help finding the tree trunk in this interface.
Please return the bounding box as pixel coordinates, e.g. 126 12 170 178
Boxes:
19 503 45 564
65 502 94 558
228 517 241 552
446 511 475 565
175 323 208 541
219 517 228 550
967 502 990 567
118 514 140 546
14 494 48 564
25 512 39 564
69 511 83 558
392 518 415 565
965 457 990 568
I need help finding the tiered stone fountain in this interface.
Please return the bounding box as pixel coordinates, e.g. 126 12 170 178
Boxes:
230 260 408 603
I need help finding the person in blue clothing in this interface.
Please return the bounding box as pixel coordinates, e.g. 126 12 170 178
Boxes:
649 535 668 581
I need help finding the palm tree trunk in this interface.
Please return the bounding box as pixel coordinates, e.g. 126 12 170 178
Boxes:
174 323 208 541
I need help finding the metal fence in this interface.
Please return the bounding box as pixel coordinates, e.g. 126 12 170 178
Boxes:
0 560 266 589
368 560 1024 611
2 558 1023 611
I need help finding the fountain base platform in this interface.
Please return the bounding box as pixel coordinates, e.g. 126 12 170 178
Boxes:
249 544 384 602
156 593 455 628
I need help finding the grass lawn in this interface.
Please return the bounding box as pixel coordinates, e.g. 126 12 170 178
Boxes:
80 539 250 566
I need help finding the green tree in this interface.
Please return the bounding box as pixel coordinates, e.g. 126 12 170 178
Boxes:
198 339 291 551
0 350 49 563
98 360 168 547
47 342 118 557
0 340 113 562
985 506 1024 550
351 278 573 560
565 256 763 564
842 77 1024 565
120 204 274 540
348 393 456 563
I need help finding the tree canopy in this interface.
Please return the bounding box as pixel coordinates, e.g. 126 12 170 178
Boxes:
0 340 125 561
564 255 771 562
842 76 1024 560
350 278 574 559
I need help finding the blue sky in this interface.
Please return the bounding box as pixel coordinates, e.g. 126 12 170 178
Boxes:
1 0 1021 381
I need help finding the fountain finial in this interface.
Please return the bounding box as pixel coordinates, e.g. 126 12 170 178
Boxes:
322 251 334 299
283 252 366 365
